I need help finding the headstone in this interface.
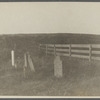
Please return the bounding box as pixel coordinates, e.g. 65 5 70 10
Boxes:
54 55 63 78
28 54 35 72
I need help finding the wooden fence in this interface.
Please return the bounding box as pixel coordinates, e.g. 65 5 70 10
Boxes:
39 44 100 61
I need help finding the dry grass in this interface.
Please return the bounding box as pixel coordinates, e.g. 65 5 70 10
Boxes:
0 55 100 96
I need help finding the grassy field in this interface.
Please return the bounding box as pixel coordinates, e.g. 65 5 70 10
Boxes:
0 54 100 96
0 34 100 96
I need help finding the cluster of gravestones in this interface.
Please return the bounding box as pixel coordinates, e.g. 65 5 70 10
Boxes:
11 50 35 78
11 50 63 78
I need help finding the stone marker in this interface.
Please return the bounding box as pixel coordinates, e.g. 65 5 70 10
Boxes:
28 54 35 72
54 55 63 78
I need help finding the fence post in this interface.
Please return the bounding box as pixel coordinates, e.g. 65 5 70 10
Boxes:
11 50 15 67
69 44 71 56
89 44 92 61
46 44 48 56
54 44 56 56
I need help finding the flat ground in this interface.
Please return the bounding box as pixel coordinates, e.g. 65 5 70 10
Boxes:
0 55 100 96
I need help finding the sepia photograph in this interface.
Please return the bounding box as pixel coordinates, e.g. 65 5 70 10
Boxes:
0 2 100 97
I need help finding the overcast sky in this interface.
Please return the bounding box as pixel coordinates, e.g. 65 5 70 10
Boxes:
0 2 100 35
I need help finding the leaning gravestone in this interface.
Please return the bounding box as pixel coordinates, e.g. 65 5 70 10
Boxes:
28 54 35 72
54 55 63 78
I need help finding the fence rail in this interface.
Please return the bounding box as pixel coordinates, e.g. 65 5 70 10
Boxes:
39 44 100 61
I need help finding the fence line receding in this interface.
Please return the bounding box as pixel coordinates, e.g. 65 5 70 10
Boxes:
39 44 100 61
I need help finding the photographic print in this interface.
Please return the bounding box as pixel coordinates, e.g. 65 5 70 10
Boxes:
0 2 100 98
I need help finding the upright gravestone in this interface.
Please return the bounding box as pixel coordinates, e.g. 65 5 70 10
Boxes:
28 53 35 72
54 55 63 78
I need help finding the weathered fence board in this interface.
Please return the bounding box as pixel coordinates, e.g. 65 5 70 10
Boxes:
71 50 89 53
92 44 100 48
71 54 89 59
92 51 100 54
56 48 69 52
39 44 100 61
56 52 69 56
55 44 69 47
71 44 89 48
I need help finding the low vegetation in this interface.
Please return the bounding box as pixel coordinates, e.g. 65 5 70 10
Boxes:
0 54 100 96
0 34 100 96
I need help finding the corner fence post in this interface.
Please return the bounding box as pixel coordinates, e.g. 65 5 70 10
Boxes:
89 44 92 61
